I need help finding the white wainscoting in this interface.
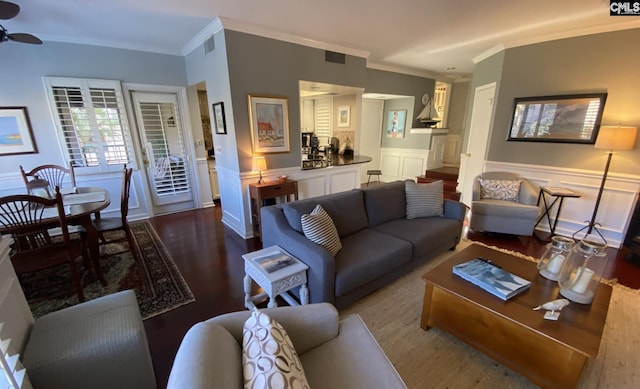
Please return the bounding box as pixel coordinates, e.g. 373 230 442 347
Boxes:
444 134 462 166
484 161 640 248
380 148 430 182
196 158 215 208
221 163 363 239
0 237 34 356
0 170 147 221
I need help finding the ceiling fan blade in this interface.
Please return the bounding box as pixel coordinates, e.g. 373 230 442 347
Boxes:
0 1 19 20
8 32 42 44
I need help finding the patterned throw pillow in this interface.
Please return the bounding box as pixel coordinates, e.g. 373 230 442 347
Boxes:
405 180 444 219
478 178 521 202
300 204 342 256
242 309 310 389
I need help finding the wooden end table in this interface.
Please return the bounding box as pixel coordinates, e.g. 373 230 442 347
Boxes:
242 245 309 309
420 243 611 388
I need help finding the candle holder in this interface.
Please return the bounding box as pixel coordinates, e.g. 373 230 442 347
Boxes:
537 236 575 281
557 235 607 304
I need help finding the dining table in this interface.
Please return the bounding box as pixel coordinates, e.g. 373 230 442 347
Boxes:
33 186 111 285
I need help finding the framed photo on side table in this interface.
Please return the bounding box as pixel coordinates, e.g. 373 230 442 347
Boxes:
248 94 290 153
0 106 38 156
212 102 227 134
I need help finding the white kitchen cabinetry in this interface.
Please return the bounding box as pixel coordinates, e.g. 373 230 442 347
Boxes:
208 160 220 200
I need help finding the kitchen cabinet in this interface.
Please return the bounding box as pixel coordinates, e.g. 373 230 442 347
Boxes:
208 160 220 200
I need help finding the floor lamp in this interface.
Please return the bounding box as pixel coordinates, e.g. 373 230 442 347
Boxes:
574 125 637 242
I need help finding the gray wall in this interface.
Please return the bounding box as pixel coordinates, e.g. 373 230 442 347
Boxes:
461 50 505 153
184 30 239 171
380 97 430 149
482 28 640 175
224 30 368 172
0 42 187 175
447 81 470 135
365 68 435 129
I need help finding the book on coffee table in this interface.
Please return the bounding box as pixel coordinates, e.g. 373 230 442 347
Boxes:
453 258 531 300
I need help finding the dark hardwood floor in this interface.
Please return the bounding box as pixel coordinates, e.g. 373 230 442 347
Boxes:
144 203 640 388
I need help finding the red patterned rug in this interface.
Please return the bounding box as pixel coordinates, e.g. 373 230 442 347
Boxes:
23 221 194 319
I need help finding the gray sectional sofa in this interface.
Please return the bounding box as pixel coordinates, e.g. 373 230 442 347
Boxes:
261 180 468 308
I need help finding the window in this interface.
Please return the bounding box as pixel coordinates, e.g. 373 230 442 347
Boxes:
44 77 136 172
313 97 333 143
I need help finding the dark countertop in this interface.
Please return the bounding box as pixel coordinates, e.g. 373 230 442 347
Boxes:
302 154 372 170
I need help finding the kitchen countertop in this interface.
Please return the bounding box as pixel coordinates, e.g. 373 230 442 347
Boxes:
302 154 372 170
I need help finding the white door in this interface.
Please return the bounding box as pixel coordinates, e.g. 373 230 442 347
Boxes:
359 99 384 182
458 82 496 206
132 91 195 214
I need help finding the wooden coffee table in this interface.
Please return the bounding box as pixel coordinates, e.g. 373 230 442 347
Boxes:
421 243 612 388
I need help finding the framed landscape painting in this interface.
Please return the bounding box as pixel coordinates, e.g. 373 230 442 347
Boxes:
0 106 38 156
248 94 290 153
507 93 607 144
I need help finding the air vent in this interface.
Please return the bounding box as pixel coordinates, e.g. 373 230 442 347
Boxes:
204 36 215 55
325 51 346 64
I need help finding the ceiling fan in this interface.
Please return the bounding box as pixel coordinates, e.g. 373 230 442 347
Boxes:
0 0 42 45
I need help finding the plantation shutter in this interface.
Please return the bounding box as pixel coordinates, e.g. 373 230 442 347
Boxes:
44 77 135 173
313 97 333 144
137 101 190 196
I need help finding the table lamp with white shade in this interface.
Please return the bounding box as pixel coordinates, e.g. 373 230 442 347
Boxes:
252 156 267 184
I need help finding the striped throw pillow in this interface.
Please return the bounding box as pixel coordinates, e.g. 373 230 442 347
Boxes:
301 204 342 256
405 180 444 219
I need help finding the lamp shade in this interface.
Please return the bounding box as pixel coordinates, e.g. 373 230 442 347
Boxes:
252 156 267 172
595 126 637 151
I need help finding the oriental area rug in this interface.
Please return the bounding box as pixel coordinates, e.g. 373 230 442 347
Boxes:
342 239 640 388
24 221 195 320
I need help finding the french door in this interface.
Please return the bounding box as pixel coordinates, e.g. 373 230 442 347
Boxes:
131 91 195 214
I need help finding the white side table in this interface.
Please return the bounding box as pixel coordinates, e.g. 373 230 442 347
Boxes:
242 245 309 309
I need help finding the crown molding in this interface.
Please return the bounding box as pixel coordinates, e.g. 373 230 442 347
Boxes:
215 16 370 59
472 44 505 64
35 34 182 56
181 18 224 56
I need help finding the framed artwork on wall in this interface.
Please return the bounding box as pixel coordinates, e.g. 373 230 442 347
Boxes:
212 102 227 134
386 109 407 138
507 93 607 144
337 106 350 127
248 94 290 153
0 106 38 156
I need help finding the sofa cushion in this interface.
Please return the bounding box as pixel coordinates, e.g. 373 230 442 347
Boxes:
283 190 368 237
242 309 310 389
301 204 342 255
472 199 540 218
478 178 521 202
334 229 412 297
373 218 462 259
405 180 443 219
167 322 242 389
362 180 406 227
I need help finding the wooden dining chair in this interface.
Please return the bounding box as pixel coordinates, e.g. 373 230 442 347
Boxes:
20 164 76 195
91 165 141 263
0 187 88 302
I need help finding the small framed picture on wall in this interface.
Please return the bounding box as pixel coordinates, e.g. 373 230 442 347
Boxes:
337 106 350 127
212 102 227 134
386 110 407 138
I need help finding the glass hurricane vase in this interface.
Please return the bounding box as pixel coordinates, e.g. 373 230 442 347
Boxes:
537 236 575 281
557 235 607 304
